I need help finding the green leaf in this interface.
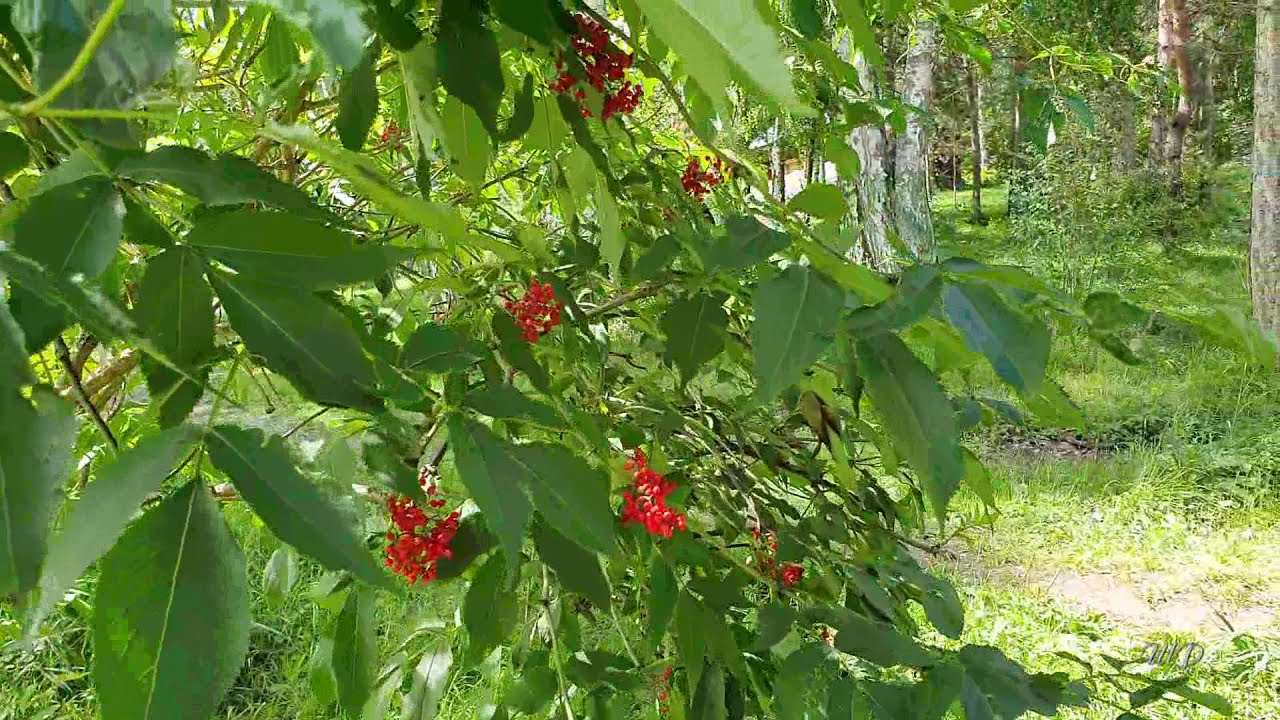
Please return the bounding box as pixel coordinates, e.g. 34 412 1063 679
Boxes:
360 661 405 720
1059 91 1096 132
499 74 536 142
690 661 727 720
135 247 214 427
533 519 611 608
492 313 550 391
464 384 564 428
257 0 371 69
403 645 453 720
662 292 729 383
0 132 28 177
206 425 390 587
259 15 299 84
400 322 482 374
92 481 250 720
7 176 123 350
856 333 964 523
507 442 616 555
824 134 861 182
776 643 834 720
22 0 175 114
332 586 379 717
845 265 942 334
115 147 332 222
753 602 796 651
443 95 492 185
309 637 339 706
944 282 1049 393
833 0 884 67
675 591 708 696
122 197 175 248
505 663 557 714
789 0 824 38
633 0 806 114
447 414 535 567
1083 291 1147 332
865 664 962 720
462 551 518 666
647 555 678 647
596 176 625 276
490 0 565 44
29 425 196 635
633 234 680 281
337 40 381 150
960 674 996 720
827 677 862 719
958 645 1056 719
0 249 136 349
524 95 568 154
263 545 299 608
0 389 75 599
752 266 845 400
436 0 505 135
704 216 791 271
186 210 412 290
210 272 381 411
1165 684 1232 716
0 300 32 386
811 606 933 667
787 183 848 220
432 514 498 581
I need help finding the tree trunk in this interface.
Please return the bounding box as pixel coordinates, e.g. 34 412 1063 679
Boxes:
1249 0 1280 343
848 49 895 271
1115 88 1137 171
1198 44 1219 164
1159 0 1196 193
770 119 786 201
965 60 986 224
1010 58 1024 172
894 18 937 261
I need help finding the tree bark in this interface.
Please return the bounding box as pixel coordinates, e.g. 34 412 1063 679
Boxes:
894 18 937 261
965 60 986 224
1249 0 1280 343
1010 58 1024 172
848 49 895 271
1158 0 1196 193
1197 43 1219 165
1115 88 1137 171
770 119 786 201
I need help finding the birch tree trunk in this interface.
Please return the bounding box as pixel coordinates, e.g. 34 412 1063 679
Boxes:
770 119 786 201
849 49 895 271
965 60 986 224
1115 88 1138 171
1249 0 1280 343
1160 0 1196 194
894 18 937 261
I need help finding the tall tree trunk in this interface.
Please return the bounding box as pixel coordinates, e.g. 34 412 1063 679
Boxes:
894 18 937 261
1198 43 1219 164
848 49 895 271
770 119 786 201
965 60 986 224
1249 0 1280 343
1010 58 1024 172
1158 0 1196 193
1115 88 1138 171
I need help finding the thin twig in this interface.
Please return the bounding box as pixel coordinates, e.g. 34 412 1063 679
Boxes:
54 336 118 451
17 0 127 116
582 280 670 319
284 407 330 438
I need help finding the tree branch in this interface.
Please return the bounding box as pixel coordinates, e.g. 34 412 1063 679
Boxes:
16 0 127 116
55 336 118 451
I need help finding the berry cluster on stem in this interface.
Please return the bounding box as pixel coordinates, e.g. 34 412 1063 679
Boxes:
681 155 727 198
384 472 460 585
379 121 408 150
749 527 804 588
620 448 687 538
548 13 643 120
504 278 564 343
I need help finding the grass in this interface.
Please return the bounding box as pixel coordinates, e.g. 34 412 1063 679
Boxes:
4 165 1278 719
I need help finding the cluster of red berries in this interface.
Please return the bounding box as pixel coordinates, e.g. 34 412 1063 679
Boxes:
547 14 643 121
620 448 687 538
384 473 459 585
749 527 804 588
649 666 674 714
504 278 564 343
379 121 408 150
681 155 727 198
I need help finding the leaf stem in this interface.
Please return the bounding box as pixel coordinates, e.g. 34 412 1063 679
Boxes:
54 335 118 452
18 0 128 116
